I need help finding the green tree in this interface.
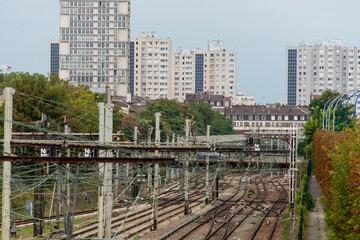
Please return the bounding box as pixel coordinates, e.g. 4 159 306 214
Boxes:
0 72 70 132
137 99 234 137
0 73 5 83
0 72 124 135
298 89 353 157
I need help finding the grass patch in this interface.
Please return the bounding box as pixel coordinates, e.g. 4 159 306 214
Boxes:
247 189 255 198
320 195 335 240
1 215 94 240
281 209 291 240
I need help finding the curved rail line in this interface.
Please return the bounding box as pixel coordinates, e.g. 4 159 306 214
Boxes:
163 173 261 240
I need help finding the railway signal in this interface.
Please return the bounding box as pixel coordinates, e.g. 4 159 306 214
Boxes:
248 137 254 147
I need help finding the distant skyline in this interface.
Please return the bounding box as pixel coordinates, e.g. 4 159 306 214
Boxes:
2 0 360 103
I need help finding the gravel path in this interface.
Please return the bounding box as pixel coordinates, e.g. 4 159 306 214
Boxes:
307 176 327 240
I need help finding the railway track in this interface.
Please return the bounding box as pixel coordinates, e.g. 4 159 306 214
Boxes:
70 173 239 239
161 173 288 240
203 175 270 240
248 180 288 240
214 176 287 240
161 173 260 240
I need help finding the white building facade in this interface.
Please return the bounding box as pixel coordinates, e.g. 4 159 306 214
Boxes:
59 0 130 95
225 104 309 137
130 33 172 100
234 90 255 105
170 41 236 102
286 40 360 106
171 49 199 102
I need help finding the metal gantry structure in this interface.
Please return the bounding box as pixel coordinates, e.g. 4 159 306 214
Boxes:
0 87 299 240
289 124 298 232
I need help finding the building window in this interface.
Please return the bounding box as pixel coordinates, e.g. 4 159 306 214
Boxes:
278 116 282 121
248 115 253 120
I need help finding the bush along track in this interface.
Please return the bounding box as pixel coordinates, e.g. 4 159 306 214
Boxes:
312 129 360 239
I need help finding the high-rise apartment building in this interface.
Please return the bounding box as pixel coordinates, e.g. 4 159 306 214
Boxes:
170 49 199 101
49 41 60 77
128 36 237 102
205 41 236 99
129 33 172 99
171 41 236 102
59 0 130 95
286 40 360 105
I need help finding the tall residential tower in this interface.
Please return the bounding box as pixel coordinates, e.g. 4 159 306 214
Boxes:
49 40 60 77
59 0 130 95
286 40 360 105
171 41 236 102
129 33 172 99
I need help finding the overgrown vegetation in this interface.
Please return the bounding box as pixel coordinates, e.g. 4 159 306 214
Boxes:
298 89 353 158
296 174 315 211
312 129 360 239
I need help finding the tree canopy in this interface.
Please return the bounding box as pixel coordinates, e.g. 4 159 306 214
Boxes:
137 98 234 137
0 72 125 135
0 73 234 141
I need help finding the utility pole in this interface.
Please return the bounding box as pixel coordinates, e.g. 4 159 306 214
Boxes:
205 125 211 204
33 161 44 237
115 150 119 197
153 112 161 230
97 102 105 238
64 116 71 209
1 87 14 240
134 126 138 145
56 151 61 230
147 127 153 145
148 166 152 191
127 126 138 178
212 138 218 202
128 126 139 197
184 119 191 215
289 124 298 234
104 102 114 238
166 133 170 182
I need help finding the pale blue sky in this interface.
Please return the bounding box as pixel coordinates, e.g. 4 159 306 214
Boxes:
0 0 359 103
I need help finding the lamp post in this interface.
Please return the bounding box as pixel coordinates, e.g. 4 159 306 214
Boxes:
323 97 336 130
353 93 360 135
336 91 360 133
325 96 341 130
344 91 360 135
332 91 354 131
